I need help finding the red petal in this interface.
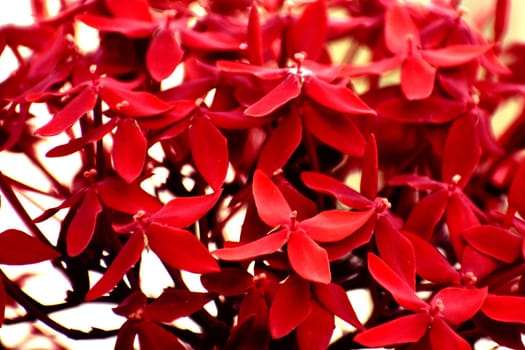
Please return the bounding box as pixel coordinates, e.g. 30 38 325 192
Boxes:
189 117 228 191
302 101 366 157
384 4 420 54
244 75 301 117
105 0 152 21
35 87 97 136
404 189 449 240
152 191 221 228
432 287 487 325
212 228 289 261
76 14 155 38
115 321 138 350
288 231 331 284
360 133 378 199
323 216 376 261
296 300 334 350
0 229 60 265
257 111 302 175
300 209 374 242
137 321 186 350
421 44 492 68
146 28 183 82
429 318 471 350
85 232 144 301
481 295 525 323
201 268 254 296
179 29 242 51
462 225 522 263
216 60 285 79
313 283 363 330
113 119 147 183
100 85 173 117
113 291 147 317
269 274 311 338
146 224 219 274
66 189 102 257
367 253 426 311
286 0 327 60
145 289 212 322
354 312 430 347
388 174 445 191
495 0 510 42
442 114 481 187
304 76 375 115
247 4 264 65
96 178 162 214
253 170 292 227
401 54 436 100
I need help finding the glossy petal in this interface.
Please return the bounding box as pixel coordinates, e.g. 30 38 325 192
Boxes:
384 4 420 54
113 119 147 183
179 29 242 51
286 0 327 60
257 111 302 175
481 295 525 323
304 76 375 115
269 274 311 338
376 96 466 124
105 0 152 21
152 191 221 228
360 134 378 199
244 74 301 117
296 300 334 350
146 28 183 82
432 287 487 325
0 229 60 265
96 178 162 214
354 312 430 347
404 189 449 240
288 231 331 284
145 289 212 322
201 268 254 296
85 232 144 301
495 0 511 43
66 189 102 257
252 170 292 227
429 318 471 350
146 224 219 274
189 117 228 191
301 209 374 242
462 225 522 263
401 54 436 100
507 158 525 217
421 44 492 68
137 321 186 350
76 14 156 38
115 321 137 350
212 228 288 260
313 283 363 330
247 4 264 65
35 87 97 136
323 216 376 261
100 85 173 117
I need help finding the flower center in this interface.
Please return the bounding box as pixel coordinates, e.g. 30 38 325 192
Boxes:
290 210 298 230
374 197 392 213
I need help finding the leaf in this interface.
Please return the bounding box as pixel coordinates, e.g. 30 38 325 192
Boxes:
113 119 147 183
96 178 162 214
300 209 374 242
100 84 173 117
85 232 144 301
146 224 219 274
137 321 187 350
287 231 331 284
421 44 492 68
247 4 264 65
462 225 522 263
145 289 212 322
146 28 183 82
66 189 102 257
269 274 311 338
432 287 487 325
152 191 221 228
189 117 228 191
286 0 327 61
244 75 301 117
384 4 420 54
201 268 254 296
0 229 60 265
428 318 471 350
313 283 363 330
76 14 156 38
304 76 375 115
35 87 97 136
354 312 430 347
296 300 334 350
212 228 289 260
302 101 366 157
481 294 525 323
257 111 302 175
401 54 436 100
252 170 292 227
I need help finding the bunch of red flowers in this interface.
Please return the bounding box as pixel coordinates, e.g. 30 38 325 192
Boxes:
1 0 525 349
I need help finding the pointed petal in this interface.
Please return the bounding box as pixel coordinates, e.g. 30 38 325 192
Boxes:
404 189 449 240
146 28 183 82
302 101 366 157
286 0 327 60
313 283 363 330
105 0 152 21
432 287 487 325
35 87 97 136
247 4 264 65
216 60 285 79
360 133 378 199
212 228 289 261
323 216 376 261
509 159 525 217
301 209 374 242
481 295 525 323
0 229 60 265
96 178 162 214
85 232 144 301
462 225 522 263
384 4 419 54
269 274 311 338
495 0 511 42
152 191 221 228
100 85 173 117
76 14 156 38
253 170 292 227
401 54 436 100
429 318 471 350
304 76 375 115
296 300 334 350
367 253 426 311
66 189 102 257
179 29 242 51
115 321 138 350
421 44 491 68
244 75 301 117
288 231 331 284
146 224 219 274
201 268 254 296
257 111 302 175
137 321 186 350
113 119 147 183
145 289 212 322
189 117 228 191
354 312 430 347
442 114 481 187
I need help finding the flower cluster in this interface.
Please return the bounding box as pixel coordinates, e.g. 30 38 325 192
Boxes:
1 0 525 349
